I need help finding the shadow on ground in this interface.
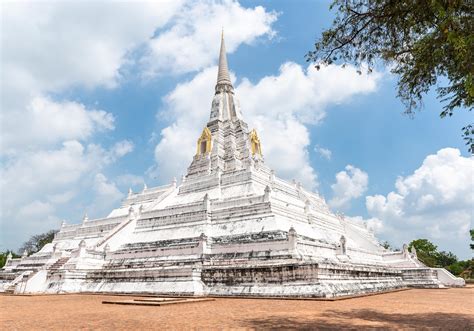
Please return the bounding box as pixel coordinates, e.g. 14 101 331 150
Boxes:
239 309 474 330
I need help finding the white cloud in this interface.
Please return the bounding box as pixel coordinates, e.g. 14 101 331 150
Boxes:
115 174 145 188
346 216 384 235
329 165 369 209
0 140 131 250
89 173 123 216
237 62 379 124
141 0 277 76
1 96 115 153
0 140 124 214
365 148 473 258
152 63 381 189
1 1 181 154
252 116 317 187
94 173 122 200
110 140 134 159
2 0 181 97
1 0 276 156
17 200 55 220
315 145 332 160
47 191 76 205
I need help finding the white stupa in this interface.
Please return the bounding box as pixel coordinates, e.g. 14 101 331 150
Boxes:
0 34 464 297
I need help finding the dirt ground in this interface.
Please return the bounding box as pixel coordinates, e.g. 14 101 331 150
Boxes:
1 287 473 330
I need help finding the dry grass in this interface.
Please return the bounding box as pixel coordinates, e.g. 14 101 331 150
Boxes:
1 286 473 330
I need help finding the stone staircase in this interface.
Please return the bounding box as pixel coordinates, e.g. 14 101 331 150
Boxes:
4 282 19 294
3 257 72 294
95 218 135 248
4 271 32 294
47 257 70 276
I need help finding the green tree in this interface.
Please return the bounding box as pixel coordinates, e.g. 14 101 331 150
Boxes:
460 259 474 279
380 240 392 249
437 250 458 267
307 0 474 152
408 238 439 267
18 229 58 256
447 260 470 276
470 229 474 250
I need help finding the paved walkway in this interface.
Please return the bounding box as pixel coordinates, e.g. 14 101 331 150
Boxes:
2 286 473 330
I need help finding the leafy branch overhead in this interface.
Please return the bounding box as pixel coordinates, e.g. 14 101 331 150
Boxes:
306 0 474 152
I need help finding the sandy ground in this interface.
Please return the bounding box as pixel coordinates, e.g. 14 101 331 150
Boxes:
1 287 473 330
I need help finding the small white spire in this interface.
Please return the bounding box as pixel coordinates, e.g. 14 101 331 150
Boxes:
304 199 311 214
263 185 272 202
203 193 211 210
128 187 133 197
143 182 147 192
83 213 88 223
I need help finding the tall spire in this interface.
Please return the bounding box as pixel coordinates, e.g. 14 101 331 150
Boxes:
216 30 233 89
186 32 260 179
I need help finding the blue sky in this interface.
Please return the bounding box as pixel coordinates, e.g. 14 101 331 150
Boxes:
1 0 472 259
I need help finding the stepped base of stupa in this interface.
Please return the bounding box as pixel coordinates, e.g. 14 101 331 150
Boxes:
2 232 457 298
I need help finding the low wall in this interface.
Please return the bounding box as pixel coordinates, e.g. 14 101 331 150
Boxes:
434 268 465 287
202 260 404 298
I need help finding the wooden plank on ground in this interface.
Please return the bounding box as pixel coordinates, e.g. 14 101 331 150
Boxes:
102 298 215 306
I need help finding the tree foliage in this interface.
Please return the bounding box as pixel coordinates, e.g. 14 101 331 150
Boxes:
18 229 58 256
407 237 473 278
437 250 458 267
471 229 474 250
409 238 439 267
447 259 472 277
307 0 474 152
380 240 399 250
380 240 392 249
